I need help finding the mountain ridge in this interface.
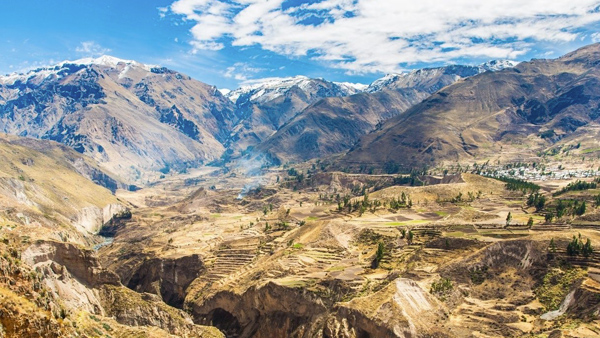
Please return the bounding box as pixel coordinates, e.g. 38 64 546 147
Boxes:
340 43 600 172
0 56 237 183
249 60 518 165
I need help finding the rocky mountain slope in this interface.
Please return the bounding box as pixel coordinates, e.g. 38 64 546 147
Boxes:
341 43 600 172
0 56 237 183
252 61 516 164
224 76 366 158
0 133 127 238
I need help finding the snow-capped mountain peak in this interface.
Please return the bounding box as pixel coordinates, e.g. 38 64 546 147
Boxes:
60 55 157 71
226 76 366 105
0 55 158 85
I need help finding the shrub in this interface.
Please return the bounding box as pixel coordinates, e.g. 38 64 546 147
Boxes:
430 278 453 300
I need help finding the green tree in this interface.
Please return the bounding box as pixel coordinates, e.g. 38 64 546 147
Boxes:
567 234 584 256
576 201 587 216
535 195 546 212
527 217 534 228
506 212 512 227
372 242 385 268
583 238 593 257
407 230 414 244
549 238 556 253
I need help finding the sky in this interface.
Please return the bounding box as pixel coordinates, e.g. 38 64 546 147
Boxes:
2 0 600 89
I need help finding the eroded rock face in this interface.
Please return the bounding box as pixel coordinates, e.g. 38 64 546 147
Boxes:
324 307 399 338
186 280 443 338
99 285 224 337
18 241 224 337
74 203 127 234
442 239 549 284
22 241 120 288
0 177 38 207
127 254 205 308
189 282 328 337
322 279 446 338
34 260 106 315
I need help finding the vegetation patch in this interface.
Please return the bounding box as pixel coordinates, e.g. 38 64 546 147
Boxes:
469 266 488 285
581 147 600 154
492 176 540 194
553 180 599 197
535 267 586 311
430 278 453 301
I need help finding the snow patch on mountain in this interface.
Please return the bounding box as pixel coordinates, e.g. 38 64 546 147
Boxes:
479 60 520 71
366 60 519 93
334 81 369 92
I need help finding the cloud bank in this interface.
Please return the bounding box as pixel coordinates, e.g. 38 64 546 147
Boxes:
166 0 600 73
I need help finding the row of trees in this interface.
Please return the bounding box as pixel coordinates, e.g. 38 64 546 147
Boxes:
494 176 541 194
336 192 414 215
544 200 587 223
553 180 598 197
566 234 593 257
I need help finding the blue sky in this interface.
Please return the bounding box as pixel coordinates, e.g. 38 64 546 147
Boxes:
2 0 600 89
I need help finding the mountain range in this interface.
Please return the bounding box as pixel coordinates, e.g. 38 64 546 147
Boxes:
3 49 580 181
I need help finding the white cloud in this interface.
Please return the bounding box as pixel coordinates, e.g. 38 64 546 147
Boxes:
166 0 600 73
75 41 111 56
592 32 600 42
158 6 168 18
224 62 263 80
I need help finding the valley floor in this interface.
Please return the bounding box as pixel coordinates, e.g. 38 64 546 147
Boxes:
91 163 600 337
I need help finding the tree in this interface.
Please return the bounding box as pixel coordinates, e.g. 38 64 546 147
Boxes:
372 242 385 268
583 238 593 257
407 230 414 244
506 212 512 227
535 195 546 212
576 201 586 216
527 217 534 228
549 238 556 253
545 213 554 224
567 235 581 256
